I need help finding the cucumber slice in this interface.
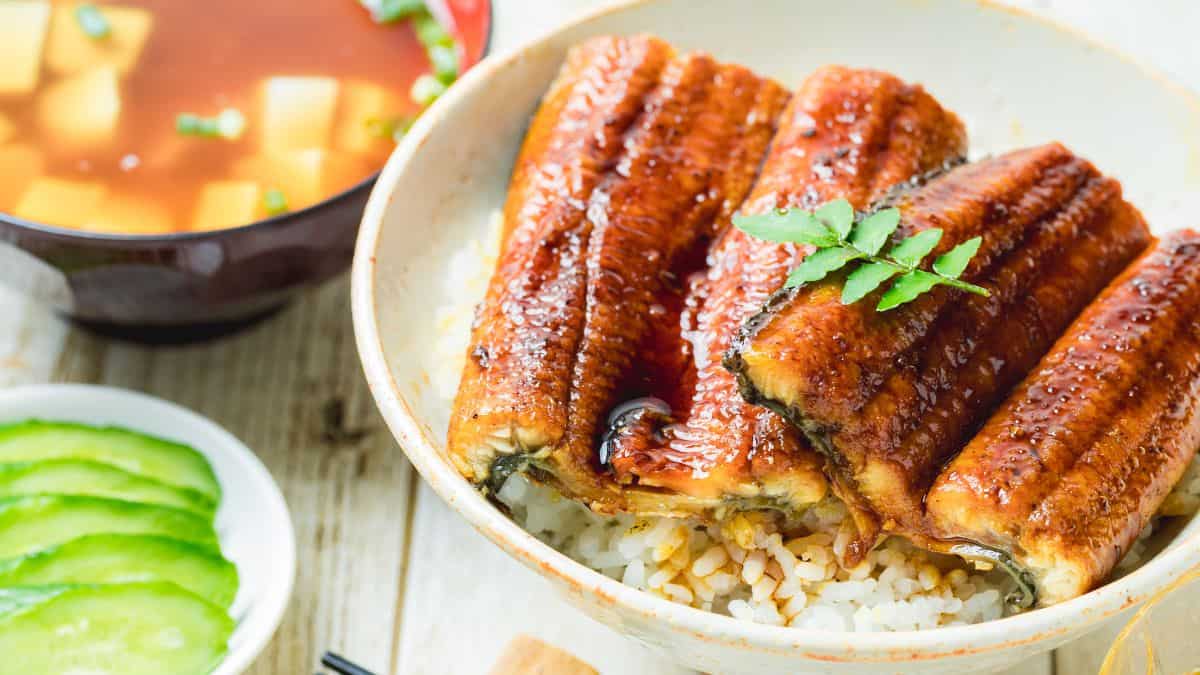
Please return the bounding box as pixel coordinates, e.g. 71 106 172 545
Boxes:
0 534 238 609
0 421 220 503
0 583 232 675
0 460 216 519
0 496 218 559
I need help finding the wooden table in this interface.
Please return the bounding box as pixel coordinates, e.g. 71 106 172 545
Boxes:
4 1 1195 673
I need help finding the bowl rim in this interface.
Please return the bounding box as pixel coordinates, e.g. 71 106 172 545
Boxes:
352 0 1200 661
0 0 494 245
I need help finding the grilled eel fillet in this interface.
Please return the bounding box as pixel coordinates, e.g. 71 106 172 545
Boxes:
447 35 790 512
605 67 967 534
727 143 1153 583
926 231 1200 607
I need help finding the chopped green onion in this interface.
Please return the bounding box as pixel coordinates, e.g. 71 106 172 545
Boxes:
175 113 205 136
175 113 220 137
410 74 447 107
413 12 452 48
375 0 425 23
74 4 111 40
263 189 289 216
365 116 414 141
365 118 392 139
428 43 459 84
357 0 425 23
176 108 246 140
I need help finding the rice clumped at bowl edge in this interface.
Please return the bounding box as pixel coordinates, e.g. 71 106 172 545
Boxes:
433 213 1200 631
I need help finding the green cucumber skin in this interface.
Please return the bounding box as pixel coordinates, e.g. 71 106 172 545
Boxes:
0 420 220 503
0 460 216 520
0 582 233 675
0 584 63 617
0 534 238 610
0 496 218 560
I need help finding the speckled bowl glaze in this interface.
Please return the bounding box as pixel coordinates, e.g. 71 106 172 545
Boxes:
352 1 1200 672
0 0 491 341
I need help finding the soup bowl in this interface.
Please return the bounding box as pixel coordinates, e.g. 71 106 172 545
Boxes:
352 0 1200 672
0 0 491 342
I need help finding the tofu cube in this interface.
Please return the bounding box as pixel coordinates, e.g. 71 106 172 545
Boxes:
334 80 407 155
45 5 154 76
81 194 174 235
0 145 46 208
37 66 121 151
260 76 340 153
233 149 368 211
0 1 52 95
14 178 106 229
192 181 261 232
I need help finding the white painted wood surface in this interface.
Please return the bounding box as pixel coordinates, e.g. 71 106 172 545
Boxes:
1 1 1192 673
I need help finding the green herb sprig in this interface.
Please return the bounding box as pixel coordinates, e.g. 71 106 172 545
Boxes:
733 199 989 311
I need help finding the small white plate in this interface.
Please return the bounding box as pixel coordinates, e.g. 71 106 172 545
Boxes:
0 384 295 675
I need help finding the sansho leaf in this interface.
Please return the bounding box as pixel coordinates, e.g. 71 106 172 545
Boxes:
877 270 942 311
932 236 983 279
841 261 900 305
888 228 943 267
848 208 901 256
733 209 838 247
785 248 860 288
815 199 855 239
734 204 989 312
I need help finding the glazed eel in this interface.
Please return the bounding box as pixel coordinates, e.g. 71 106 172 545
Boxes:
447 35 790 513
604 66 967 548
727 143 1152 605
927 231 1200 606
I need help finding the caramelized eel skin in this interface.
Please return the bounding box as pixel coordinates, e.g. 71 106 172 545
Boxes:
449 35 790 511
729 144 1152 542
928 232 1200 605
448 36 673 483
608 67 966 552
555 53 789 507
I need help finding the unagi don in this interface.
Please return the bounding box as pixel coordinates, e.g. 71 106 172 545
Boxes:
728 143 1152 601
447 35 790 512
605 66 966 535
927 231 1200 606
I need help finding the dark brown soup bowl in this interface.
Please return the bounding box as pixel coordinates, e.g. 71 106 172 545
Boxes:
0 0 491 343
0 190 366 341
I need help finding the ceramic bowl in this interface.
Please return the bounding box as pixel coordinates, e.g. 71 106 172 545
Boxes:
352 0 1200 672
0 384 296 675
0 0 491 341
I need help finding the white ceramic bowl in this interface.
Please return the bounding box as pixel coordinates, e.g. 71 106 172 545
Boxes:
0 384 295 675
352 1 1200 672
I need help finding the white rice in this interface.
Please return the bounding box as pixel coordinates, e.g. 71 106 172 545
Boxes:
435 213 1200 630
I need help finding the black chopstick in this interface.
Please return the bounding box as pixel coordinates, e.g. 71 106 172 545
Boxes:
320 652 378 675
